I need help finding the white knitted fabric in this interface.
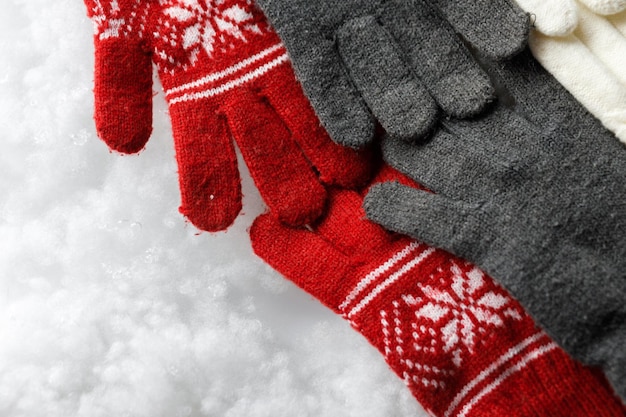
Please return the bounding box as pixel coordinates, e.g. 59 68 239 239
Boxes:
514 0 626 143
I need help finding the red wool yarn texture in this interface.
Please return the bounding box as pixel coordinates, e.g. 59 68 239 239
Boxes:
84 0 371 232
251 164 626 417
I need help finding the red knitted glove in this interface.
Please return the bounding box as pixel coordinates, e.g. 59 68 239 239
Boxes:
251 164 626 417
84 0 371 232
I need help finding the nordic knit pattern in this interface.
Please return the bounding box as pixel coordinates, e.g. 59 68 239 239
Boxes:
256 0 529 147
84 0 372 232
364 49 626 402
251 165 626 417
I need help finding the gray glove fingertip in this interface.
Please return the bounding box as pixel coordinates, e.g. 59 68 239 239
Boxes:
316 90 376 148
363 182 422 236
290 36 376 148
382 0 495 118
431 0 529 60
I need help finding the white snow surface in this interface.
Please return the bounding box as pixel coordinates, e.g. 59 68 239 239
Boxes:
0 1 426 416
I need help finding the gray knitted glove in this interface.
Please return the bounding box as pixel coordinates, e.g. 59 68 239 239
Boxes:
364 49 626 402
256 0 528 147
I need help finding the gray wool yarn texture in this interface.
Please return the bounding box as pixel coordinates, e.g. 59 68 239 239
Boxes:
256 0 528 148
364 49 626 402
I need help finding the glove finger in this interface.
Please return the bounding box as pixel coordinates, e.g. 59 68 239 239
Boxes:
579 0 626 15
576 5 626 86
256 0 376 147
296 36 376 148
336 15 439 141
280 34 375 148
363 181 486 260
260 64 374 189
169 104 241 232
250 213 352 312
93 37 153 153
431 0 530 58
224 89 327 227
380 0 495 119
513 0 579 36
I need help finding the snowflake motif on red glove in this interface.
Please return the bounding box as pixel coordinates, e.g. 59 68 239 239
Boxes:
87 0 145 40
381 261 524 390
156 0 269 72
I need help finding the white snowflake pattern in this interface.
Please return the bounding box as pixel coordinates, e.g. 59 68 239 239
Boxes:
157 0 264 70
379 261 525 390
407 263 523 367
89 0 142 40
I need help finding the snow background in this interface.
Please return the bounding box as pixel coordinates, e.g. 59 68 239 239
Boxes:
0 0 427 416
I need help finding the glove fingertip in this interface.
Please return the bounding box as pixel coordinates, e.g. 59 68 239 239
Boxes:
180 202 241 233
93 38 154 153
381 91 439 142
327 111 376 149
434 71 495 118
435 0 529 60
272 181 328 227
362 181 416 233
487 15 530 60
94 106 152 154
513 0 578 36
